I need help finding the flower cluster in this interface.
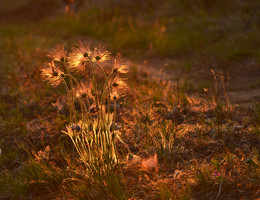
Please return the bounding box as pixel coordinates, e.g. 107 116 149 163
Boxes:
67 41 110 73
213 170 221 178
41 41 128 100
41 41 129 170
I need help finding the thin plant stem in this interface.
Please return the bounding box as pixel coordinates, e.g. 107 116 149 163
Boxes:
59 75 73 121
215 181 222 200
63 60 77 121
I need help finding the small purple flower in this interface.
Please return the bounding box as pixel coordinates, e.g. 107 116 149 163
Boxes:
213 170 221 178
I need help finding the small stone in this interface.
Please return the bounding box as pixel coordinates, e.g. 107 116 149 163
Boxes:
232 125 244 131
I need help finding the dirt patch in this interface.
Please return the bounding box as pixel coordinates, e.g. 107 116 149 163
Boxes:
140 57 260 106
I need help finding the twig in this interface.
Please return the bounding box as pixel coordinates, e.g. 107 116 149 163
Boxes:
215 180 222 200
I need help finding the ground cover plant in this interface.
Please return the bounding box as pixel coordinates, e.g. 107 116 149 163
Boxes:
0 0 259 199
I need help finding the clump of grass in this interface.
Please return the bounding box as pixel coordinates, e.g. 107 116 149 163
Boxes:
250 101 260 139
209 69 231 137
41 41 130 174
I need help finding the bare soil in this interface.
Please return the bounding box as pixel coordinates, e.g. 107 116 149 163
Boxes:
145 57 260 106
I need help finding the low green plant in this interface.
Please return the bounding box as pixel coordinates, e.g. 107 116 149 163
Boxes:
0 170 27 199
152 120 185 160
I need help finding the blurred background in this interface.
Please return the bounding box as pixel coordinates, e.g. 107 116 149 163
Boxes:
0 0 259 105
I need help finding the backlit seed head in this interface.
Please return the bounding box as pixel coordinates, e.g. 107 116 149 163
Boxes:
111 76 127 90
41 63 63 87
75 82 94 100
111 90 119 100
109 76 127 100
112 55 129 74
48 44 67 62
68 41 92 72
92 46 110 63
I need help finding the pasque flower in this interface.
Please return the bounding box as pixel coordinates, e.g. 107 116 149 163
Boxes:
110 76 127 100
41 62 64 87
47 44 67 62
112 55 128 74
68 41 92 72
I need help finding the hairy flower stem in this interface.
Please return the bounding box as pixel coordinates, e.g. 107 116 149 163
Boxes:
59 75 74 121
63 61 77 121
67 74 93 121
96 62 112 110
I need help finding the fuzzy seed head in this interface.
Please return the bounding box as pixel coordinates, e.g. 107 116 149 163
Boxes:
111 76 127 90
47 44 67 62
75 82 94 101
68 41 92 72
112 55 129 74
41 63 64 87
109 77 127 100
92 46 110 63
